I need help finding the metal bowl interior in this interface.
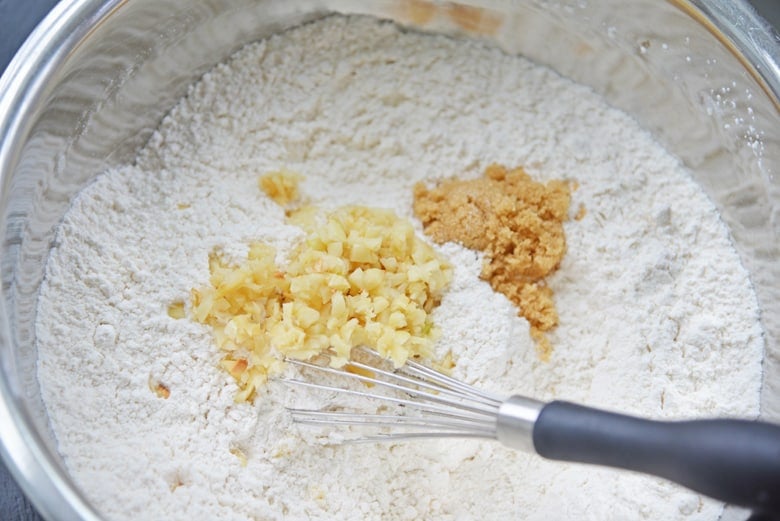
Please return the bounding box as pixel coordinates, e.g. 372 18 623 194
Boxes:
0 0 777 519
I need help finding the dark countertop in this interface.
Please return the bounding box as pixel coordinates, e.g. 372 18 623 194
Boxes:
1 1 778 520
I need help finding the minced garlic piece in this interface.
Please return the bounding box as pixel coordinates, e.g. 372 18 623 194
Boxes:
259 170 301 205
431 350 456 375
285 205 320 231
229 447 248 467
192 206 451 402
575 203 587 221
167 301 186 319
149 379 171 399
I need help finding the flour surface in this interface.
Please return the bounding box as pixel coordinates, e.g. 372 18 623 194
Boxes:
36 15 763 521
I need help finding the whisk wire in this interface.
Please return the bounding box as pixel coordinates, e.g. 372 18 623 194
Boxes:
350 432 494 443
341 359 500 408
285 378 497 420
400 357 503 404
285 380 500 421
284 349 505 441
289 411 496 433
286 358 500 416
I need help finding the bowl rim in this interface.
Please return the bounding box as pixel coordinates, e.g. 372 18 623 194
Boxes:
0 0 777 520
679 0 780 111
0 0 116 516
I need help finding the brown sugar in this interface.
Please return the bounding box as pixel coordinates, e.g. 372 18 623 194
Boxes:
413 164 571 359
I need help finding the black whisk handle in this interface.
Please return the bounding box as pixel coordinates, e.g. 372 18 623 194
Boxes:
532 400 780 515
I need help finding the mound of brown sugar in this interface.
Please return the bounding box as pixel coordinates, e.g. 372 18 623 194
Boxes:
413 164 571 360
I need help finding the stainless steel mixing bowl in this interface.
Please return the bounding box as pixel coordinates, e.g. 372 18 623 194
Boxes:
0 1 778 519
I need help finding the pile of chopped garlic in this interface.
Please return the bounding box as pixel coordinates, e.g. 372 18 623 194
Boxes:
191 206 452 401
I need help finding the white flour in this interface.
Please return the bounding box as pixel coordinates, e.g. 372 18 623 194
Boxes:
35 15 763 521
